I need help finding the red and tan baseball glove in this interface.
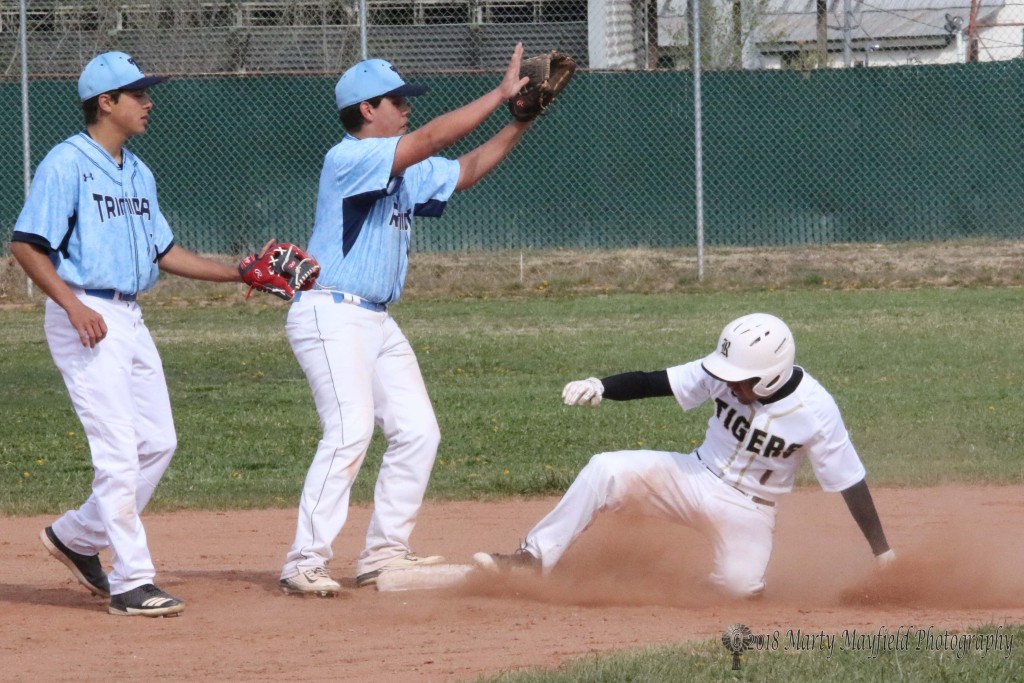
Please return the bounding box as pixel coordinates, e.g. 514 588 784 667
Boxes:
239 241 320 301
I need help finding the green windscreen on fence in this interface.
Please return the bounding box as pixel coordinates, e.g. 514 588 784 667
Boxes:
4 60 1024 254
705 62 1024 245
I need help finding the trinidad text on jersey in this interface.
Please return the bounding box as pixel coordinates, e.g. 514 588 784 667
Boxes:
91 193 151 222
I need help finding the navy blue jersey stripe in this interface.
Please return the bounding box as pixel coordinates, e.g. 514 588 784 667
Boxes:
341 187 389 257
58 211 77 259
414 199 447 217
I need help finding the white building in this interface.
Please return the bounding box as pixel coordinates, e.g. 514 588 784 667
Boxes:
747 0 1023 69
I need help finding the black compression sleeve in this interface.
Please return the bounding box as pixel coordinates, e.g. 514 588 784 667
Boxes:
600 370 674 401
840 479 891 556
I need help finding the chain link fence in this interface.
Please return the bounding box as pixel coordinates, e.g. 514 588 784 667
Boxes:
3 0 1024 257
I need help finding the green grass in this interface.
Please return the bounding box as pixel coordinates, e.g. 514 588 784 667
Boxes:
472 625 1024 682
1 288 1023 515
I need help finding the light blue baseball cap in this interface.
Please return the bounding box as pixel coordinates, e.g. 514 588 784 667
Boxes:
335 58 428 110
78 51 167 102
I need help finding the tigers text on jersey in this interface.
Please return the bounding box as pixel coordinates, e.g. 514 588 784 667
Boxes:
12 133 174 295
306 134 460 305
667 361 866 502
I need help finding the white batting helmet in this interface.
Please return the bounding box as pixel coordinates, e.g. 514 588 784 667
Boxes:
701 313 795 398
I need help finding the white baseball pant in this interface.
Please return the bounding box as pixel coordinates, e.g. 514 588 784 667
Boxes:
44 294 177 595
282 291 440 580
522 450 776 597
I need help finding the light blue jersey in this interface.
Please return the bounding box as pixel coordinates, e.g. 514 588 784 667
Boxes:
306 134 460 305
12 132 174 295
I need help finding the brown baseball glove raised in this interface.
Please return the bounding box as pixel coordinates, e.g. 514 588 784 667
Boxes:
508 51 577 122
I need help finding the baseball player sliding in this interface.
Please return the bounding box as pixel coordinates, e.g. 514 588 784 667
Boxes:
10 52 272 617
279 44 570 596
475 313 896 597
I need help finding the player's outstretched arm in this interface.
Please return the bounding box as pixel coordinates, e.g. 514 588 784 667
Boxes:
157 241 272 283
840 478 895 567
562 371 675 406
455 120 531 191
392 43 529 176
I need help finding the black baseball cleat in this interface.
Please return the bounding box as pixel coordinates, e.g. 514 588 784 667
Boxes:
40 526 110 598
472 548 541 574
107 584 185 617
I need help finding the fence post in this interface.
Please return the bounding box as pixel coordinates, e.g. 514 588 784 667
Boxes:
359 0 368 60
19 0 32 296
693 0 704 281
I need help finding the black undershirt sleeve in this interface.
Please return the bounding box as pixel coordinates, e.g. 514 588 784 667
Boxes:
600 370 674 401
840 479 891 556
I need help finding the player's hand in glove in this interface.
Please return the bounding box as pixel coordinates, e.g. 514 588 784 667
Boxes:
875 548 896 569
508 51 576 122
239 240 320 301
271 242 320 293
562 377 604 406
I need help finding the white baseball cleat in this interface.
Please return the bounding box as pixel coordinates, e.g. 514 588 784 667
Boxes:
472 552 500 573
472 548 541 573
279 567 341 597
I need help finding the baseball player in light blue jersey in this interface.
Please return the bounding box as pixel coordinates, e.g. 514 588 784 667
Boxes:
10 52 258 617
279 45 535 596
475 313 896 598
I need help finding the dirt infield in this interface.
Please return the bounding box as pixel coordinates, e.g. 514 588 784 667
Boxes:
1 486 1022 682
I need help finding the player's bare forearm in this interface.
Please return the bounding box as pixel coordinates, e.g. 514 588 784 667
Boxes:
10 241 107 347
11 242 81 310
840 479 892 556
456 121 531 191
396 92 506 173
393 44 528 174
157 244 243 283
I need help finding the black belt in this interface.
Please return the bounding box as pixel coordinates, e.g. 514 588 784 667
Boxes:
696 450 776 508
84 288 137 302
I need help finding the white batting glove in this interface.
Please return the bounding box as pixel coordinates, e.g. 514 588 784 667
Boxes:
875 548 896 569
562 377 604 406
